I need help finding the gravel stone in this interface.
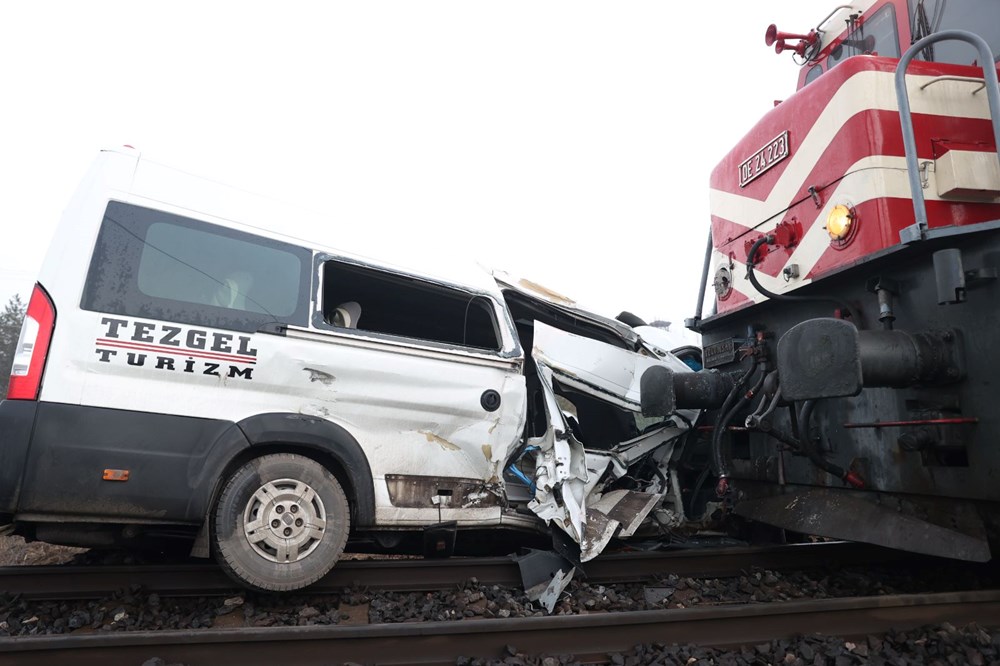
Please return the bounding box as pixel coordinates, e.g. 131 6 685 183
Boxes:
4 553 1000 665
297 606 320 619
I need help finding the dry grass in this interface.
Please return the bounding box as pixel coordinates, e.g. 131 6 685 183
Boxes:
0 535 86 566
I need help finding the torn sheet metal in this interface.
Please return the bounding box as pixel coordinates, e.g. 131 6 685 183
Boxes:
512 549 576 613
493 272 641 349
531 320 697 424
525 322 694 562
526 361 594 544
536 567 574 613
611 425 685 466
580 489 662 561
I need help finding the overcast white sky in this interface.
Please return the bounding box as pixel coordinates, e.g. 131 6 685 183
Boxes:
0 1 820 332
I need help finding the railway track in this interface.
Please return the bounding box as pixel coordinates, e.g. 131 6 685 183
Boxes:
1 541 994 664
0 541 900 600
2 590 998 665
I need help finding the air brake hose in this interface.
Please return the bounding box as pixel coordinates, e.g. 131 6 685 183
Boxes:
710 357 760 494
797 400 865 489
714 367 767 497
710 358 758 475
746 235 854 318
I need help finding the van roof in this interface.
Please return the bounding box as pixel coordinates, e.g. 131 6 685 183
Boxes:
93 147 505 298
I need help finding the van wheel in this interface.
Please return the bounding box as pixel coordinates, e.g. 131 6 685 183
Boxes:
212 453 350 592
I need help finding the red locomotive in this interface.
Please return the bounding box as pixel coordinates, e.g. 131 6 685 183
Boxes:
642 0 1000 561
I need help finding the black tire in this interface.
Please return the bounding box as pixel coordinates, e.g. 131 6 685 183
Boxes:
212 453 350 592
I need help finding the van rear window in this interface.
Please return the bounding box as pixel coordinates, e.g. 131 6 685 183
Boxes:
82 202 311 332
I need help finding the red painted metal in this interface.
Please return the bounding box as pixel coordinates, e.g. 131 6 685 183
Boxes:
842 471 866 489
709 48 1000 316
843 418 979 429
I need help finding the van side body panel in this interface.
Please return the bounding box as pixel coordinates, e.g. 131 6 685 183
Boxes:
16 403 243 521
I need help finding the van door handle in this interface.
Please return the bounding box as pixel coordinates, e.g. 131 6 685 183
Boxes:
480 390 501 412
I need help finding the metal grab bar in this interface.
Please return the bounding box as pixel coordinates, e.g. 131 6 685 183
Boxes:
894 30 1000 242
918 75 989 94
816 5 857 34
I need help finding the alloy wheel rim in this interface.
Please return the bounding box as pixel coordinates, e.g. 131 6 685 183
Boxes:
242 478 327 563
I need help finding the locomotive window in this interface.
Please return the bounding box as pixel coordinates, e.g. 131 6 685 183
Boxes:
910 0 1000 65
828 4 900 68
805 63 824 86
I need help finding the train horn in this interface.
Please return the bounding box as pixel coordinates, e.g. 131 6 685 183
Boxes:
765 24 818 56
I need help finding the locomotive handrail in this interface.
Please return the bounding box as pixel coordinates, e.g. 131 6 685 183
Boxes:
918 75 988 94
895 30 1000 243
815 5 857 35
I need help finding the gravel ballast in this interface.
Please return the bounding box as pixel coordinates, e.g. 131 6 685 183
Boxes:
2 556 999 663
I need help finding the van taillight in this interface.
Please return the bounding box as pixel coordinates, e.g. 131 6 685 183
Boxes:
7 284 56 401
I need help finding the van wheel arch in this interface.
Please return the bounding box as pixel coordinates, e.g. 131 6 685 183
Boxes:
236 413 376 527
189 414 376 559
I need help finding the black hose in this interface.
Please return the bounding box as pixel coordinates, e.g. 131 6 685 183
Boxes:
715 368 767 483
788 402 801 440
709 361 757 475
797 400 847 479
687 466 711 517
763 428 803 450
710 358 761 480
746 235 854 317
708 384 743 475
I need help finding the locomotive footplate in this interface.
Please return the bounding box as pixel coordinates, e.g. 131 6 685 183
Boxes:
731 483 991 563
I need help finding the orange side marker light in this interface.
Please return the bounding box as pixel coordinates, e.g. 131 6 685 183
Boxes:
103 469 130 482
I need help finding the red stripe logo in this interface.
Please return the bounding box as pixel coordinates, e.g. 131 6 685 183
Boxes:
95 338 257 365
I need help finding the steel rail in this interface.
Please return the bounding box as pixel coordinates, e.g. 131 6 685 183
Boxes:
0 541 902 600
2 589 998 665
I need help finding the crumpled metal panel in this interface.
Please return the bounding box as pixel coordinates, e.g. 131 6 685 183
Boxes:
526 361 593 544
580 489 662 561
512 549 577 613
525 323 693 561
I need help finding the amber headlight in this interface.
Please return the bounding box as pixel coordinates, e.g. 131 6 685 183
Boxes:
826 204 855 243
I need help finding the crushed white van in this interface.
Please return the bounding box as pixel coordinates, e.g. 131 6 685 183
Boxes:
1 148 698 592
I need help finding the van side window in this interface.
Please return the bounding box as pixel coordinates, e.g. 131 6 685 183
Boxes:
321 260 502 351
82 202 311 332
